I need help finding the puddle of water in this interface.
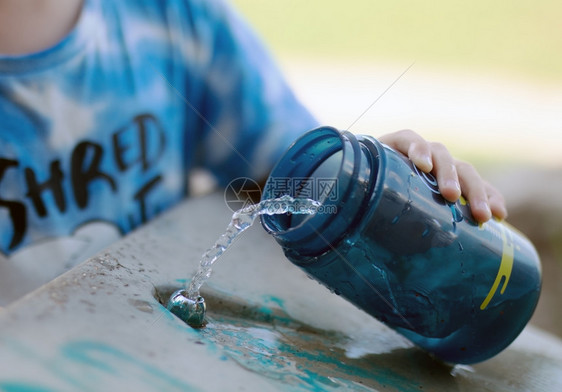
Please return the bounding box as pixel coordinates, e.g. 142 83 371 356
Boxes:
155 286 461 392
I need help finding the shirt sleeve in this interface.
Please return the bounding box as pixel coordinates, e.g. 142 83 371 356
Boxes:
187 0 319 186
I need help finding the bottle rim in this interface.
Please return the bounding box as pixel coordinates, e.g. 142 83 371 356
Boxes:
261 126 380 256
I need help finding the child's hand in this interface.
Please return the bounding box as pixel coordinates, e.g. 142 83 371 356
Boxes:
378 129 507 223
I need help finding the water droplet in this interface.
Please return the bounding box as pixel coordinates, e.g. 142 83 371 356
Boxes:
450 203 464 223
166 289 206 328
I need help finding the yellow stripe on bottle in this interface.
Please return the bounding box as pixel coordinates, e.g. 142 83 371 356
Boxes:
480 225 514 310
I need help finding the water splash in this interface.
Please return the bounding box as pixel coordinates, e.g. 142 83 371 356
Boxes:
166 196 320 327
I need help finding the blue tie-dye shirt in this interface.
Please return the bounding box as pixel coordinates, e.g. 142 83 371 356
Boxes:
0 0 317 302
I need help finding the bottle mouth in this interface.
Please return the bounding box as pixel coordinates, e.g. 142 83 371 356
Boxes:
261 126 380 257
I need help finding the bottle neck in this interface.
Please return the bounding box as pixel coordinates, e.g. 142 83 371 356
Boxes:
261 126 382 257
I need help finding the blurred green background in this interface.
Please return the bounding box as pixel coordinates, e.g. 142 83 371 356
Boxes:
233 0 562 167
233 0 562 338
234 0 562 82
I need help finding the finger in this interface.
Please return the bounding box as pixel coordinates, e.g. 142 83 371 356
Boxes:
455 160 492 222
485 181 508 220
429 142 461 202
379 129 433 172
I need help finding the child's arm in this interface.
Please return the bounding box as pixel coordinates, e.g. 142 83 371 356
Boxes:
379 129 507 223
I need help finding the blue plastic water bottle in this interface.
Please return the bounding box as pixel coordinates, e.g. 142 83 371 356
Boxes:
261 126 541 364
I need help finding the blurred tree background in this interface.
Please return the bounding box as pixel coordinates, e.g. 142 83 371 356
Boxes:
233 0 562 337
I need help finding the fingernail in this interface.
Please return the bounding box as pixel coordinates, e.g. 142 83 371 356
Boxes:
497 206 508 220
475 200 491 217
422 155 433 171
444 179 460 191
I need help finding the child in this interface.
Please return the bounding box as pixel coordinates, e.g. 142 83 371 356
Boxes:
0 0 506 305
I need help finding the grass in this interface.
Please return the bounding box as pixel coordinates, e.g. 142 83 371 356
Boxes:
232 0 562 83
